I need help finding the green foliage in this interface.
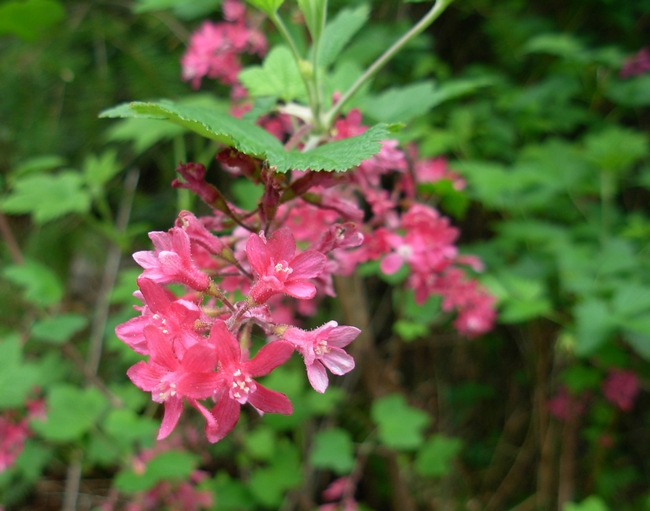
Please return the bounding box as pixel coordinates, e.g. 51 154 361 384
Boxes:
239 46 308 102
2 260 63 308
414 434 463 478
564 496 610 511
0 337 41 409
30 313 88 345
310 428 355 474
0 0 65 41
1 172 91 223
245 0 285 15
371 394 430 450
31 384 109 441
101 100 393 171
318 4 369 69
115 450 200 492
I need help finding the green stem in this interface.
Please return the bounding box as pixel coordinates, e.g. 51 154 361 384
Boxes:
322 0 454 128
269 11 321 128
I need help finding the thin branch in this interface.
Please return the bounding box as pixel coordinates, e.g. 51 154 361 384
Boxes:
323 0 454 128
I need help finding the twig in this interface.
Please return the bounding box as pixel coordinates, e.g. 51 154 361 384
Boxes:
0 212 24 264
87 168 140 375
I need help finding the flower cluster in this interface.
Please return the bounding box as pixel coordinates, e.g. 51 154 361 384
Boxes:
0 399 45 473
181 0 266 90
620 47 650 78
117 211 361 443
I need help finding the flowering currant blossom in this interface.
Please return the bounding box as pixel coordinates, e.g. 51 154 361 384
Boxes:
193 321 294 443
246 227 327 304
127 326 221 440
602 369 640 412
133 228 211 292
279 321 360 393
116 277 201 355
181 0 266 89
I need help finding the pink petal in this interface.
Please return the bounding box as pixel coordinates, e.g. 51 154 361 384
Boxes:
245 234 271 277
246 341 294 377
380 253 403 275
207 395 241 443
321 348 355 375
181 343 217 373
144 325 179 370
115 316 149 354
327 326 361 348
283 281 317 299
177 372 222 399
306 361 329 393
157 395 183 440
126 361 163 392
248 385 292 414
290 250 327 279
266 227 296 262
209 320 240 366
137 278 172 314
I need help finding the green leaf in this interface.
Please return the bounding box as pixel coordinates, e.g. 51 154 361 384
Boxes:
133 0 222 20
244 427 276 461
1 172 91 223
583 127 648 173
101 100 282 160
101 100 393 172
563 495 610 511
310 428 355 474
371 393 430 450
574 299 615 356
523 33 589 61
297 0 326 42
239 46 307 102
115 451 199 493
560 365 602 394
10 155 66 181
0 337 40 409
106 117 186 154
415 434 463 478
103 408 157 446
249 441 302 507
318 4 369 68
245 0 284 15
210 472 256 511
31 313 88 345
83 150 122 188
605 75 650 107
394 319 429 342
622 318 650 360
2 260 63 308
0 0 65 41
31 384 109 441
362 78 493 124
611 284 650 318
418 180 469 219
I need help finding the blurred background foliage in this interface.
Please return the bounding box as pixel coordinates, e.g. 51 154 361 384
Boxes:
1 0 650 509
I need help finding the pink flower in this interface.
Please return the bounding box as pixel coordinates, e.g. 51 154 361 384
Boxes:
194 321 294 443
602 369 639 412
280 321 359 392
620 47 650 78
116 278 201 355
0 414 30 472
133 228 211 292
246 227 327 304
127 326 221 439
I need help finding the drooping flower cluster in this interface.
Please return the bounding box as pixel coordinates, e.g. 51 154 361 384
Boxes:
602 369 639 412
117 211 361 442
181 0 266 90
